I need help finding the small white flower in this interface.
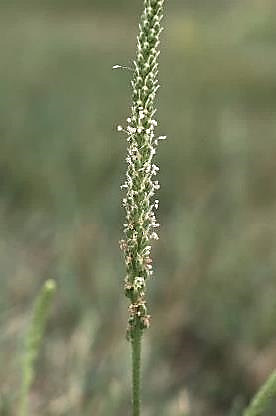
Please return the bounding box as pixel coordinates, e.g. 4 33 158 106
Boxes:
151 232 159 240
134 276 145 289
127 126 136 134
153 181 160 190
117 125 123 132
154 199 159 209
152 164 159 175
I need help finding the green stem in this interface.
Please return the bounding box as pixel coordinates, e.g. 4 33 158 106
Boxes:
131 328 142 416
244 370 276 416
19 279 56 416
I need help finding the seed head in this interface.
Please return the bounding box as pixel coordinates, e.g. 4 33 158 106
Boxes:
118 0 166 340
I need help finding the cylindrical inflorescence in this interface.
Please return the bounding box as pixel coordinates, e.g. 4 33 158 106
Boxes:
118 0 166 341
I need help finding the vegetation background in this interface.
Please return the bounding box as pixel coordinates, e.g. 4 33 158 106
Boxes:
0 0 276 415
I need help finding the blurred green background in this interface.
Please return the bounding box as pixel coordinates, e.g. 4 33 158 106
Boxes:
0 0 276 415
